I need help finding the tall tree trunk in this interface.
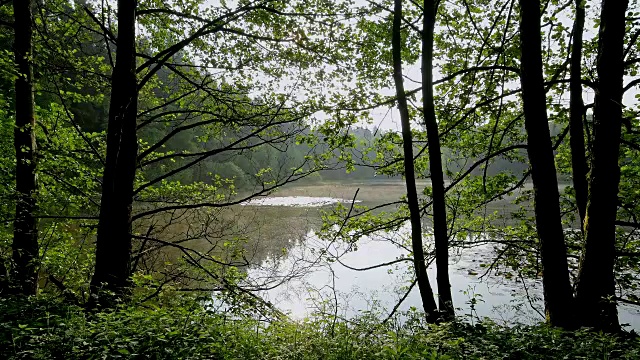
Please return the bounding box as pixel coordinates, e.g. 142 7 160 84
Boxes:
422 0 453 319
12 0 39 296
574 0 628 332
518 0 574 328
392 0 439 321
90 0 138 305
569 0 588 227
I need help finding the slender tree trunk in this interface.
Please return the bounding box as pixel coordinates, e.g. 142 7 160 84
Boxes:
90 0 138 305
574 0 628 332
0 261 7 295
422 0 453 319
392 0 439 321
518 0 574 328
12 0 39 296
569 0 588 226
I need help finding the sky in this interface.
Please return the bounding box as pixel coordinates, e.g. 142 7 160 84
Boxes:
350 1 638 132
119 0 639 132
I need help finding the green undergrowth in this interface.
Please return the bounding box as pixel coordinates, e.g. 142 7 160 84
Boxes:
0 296 639 359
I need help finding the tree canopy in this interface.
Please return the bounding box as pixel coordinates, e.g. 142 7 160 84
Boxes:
1 0 640 357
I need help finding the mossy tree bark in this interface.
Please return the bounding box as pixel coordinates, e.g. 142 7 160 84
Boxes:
575 0 628 332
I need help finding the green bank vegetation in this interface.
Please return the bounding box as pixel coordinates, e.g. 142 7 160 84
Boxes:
2 295 640 359
1 0 640 358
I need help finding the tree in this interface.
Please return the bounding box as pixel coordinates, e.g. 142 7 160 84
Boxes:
4 0 640 341
86 0 344 304
517 0 574 328
422 0 453 319
569 0 588 226
391 0 439 321
89 0 138 304
309 0 640 330
11 0 39 295
315 0 526 322
575 0 629 332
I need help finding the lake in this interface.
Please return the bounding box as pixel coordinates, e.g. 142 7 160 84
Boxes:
220 181 640 330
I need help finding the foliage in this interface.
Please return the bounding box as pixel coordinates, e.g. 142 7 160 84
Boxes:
0 0 638 354
0 296 639 359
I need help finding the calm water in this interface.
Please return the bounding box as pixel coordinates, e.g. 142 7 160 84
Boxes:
232 183 640 330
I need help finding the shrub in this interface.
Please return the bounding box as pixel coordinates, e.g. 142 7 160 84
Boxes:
0 296 638 359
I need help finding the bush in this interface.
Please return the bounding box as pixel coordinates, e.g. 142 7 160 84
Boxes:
0 296 638 359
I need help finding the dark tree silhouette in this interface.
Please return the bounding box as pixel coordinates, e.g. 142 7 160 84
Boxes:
391 0 439 321
569 0 588 226
575 0 629 332
422 0 453 319
12 0 39 295
518 0 574 328
90 0 139 304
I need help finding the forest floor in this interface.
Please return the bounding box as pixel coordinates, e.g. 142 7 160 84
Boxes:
1 295 639 359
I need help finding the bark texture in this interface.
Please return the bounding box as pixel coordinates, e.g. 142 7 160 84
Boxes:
569 0 588 226
518 0 574 328
90 0 139 305
12 0 39 295
422 0 453 318
392 0 439 321
574 0 628 332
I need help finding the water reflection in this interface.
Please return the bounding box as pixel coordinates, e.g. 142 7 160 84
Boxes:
248 226 640 330
247 225 548 325
217 187 640 330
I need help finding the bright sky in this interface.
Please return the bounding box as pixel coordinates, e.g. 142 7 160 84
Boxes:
125 0 638 132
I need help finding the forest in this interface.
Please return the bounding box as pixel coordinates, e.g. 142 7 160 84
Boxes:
1 0 640 358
